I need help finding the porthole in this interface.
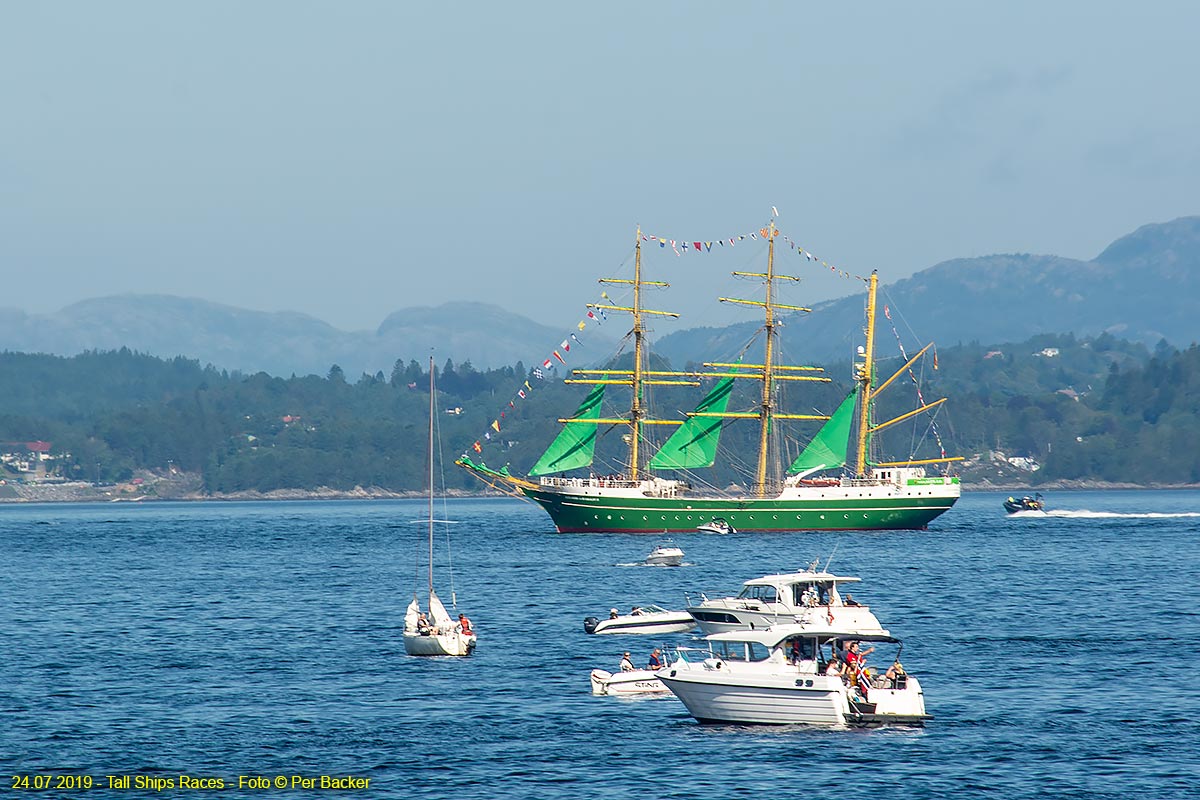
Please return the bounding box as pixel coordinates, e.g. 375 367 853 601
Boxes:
643 516 648 521
606 515 612 520
772 515 778 520
687 515 693 521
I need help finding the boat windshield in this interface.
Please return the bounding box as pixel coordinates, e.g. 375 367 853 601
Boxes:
788 580 841 606
638 604 667 614
711 641 773 662
735 585 778 603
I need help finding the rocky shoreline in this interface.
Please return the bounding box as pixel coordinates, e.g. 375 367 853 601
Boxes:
1 473 1196 505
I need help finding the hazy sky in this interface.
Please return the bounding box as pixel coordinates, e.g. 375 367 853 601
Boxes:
4 3 1198 333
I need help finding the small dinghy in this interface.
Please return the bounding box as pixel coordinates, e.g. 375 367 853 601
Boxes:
590 668 669 696
645 543 684 566
696 518 735 535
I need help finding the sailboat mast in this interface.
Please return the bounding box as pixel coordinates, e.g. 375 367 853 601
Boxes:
854 271 879 477
427 354 435 599
630 227 645 480
754 221 778 495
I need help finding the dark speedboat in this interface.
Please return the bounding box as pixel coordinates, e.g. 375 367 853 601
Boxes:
1004 493 1045 513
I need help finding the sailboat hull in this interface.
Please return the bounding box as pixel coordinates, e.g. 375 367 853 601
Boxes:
521 479 959 533
403 630 477 657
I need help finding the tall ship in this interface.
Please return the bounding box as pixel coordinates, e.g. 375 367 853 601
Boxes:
459 220 960 532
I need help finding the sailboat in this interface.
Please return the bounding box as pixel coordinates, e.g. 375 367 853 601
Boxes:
459 220 961 532
404 356 477 656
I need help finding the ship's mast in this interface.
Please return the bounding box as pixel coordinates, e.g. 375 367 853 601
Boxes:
854 271 878 477
427 354 435 600
629 230 646 479
754 222 778 492
566 227 694 480
716 220 828 497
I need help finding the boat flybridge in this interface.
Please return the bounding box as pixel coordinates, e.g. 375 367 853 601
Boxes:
686 566 885 635
657 623 929 727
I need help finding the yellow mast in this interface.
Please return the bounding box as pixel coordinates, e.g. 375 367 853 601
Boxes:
569 227 693 480
714 220 827 495
629 228 646 479
854 270 879 477
753 221 778 494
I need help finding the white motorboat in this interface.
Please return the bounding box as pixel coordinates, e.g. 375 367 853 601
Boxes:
657 624 929 727
696 518 734 535
584 603 697 635
686 564 884 635
590 668 670 696
402 356 477 657
645 543 684 566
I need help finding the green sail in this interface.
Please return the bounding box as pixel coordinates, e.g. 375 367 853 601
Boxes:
648 376 735 470
788 386 858 475
528 383 605 476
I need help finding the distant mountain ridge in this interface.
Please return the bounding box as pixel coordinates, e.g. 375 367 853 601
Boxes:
0 297 583 377
0 216 1196 376
655 216 1200 366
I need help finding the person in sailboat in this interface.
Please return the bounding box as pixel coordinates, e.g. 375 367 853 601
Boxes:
416 612 432 635
457 613 473 635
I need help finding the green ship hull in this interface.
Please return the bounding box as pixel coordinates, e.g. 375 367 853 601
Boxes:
520 482 959 533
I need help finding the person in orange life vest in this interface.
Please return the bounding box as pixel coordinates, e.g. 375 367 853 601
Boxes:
457 613 473 635
647 648 664 670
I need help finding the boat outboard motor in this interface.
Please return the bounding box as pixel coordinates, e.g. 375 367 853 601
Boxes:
583 616 600 634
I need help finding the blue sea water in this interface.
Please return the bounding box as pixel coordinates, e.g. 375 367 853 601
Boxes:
1 490 1197 799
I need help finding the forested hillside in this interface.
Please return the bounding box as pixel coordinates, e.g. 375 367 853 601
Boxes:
1 335 1196 493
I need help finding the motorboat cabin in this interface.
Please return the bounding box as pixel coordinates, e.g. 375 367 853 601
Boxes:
686 568 886 635
657 624 929 727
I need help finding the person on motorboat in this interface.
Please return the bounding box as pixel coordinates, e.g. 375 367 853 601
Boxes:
647 648 664 670
630 606 644 616
825 655 844 677
883 660 907 688
609 608 619 620
619 652 635 672
844 641 874 669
